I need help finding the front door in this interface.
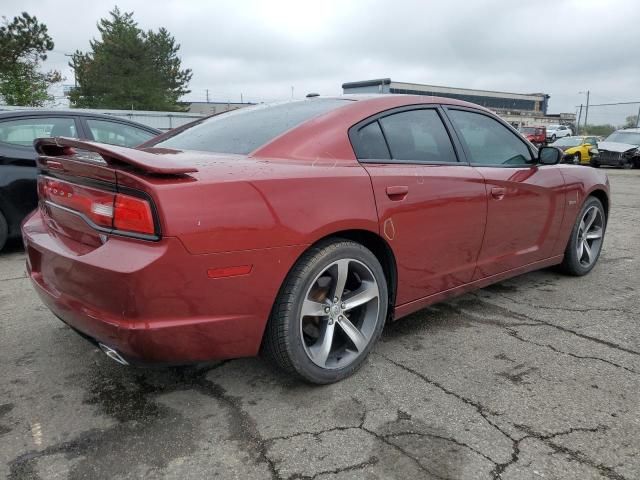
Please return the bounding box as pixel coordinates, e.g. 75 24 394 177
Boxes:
350 107 487 305
444 107 566 278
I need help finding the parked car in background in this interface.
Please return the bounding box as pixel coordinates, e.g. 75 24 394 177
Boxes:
590 128 640 169
23 95 610 384
519 126 547 147
550 136 598 164
0 110 160 250
546 124 573 142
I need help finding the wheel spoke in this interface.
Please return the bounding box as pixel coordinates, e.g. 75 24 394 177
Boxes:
301 299 328 317
584 208 597 231
308 322 335 367
337 316 368 352
583 240 592 263
343 281 379 311
585 227 603 240
577 240 584 261
331 259 350 301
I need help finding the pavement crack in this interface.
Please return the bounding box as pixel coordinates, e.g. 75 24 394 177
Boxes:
194 376 282 480
506 329 638 374
300 456 379 480
375 353 517 449
473 295 640 357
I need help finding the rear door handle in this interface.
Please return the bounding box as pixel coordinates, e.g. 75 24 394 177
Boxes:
491 187 506 200
386 185 409 200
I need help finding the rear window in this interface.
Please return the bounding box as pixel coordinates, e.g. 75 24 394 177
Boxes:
154 99 350 154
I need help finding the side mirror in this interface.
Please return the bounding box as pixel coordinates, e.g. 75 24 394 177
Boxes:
538 146 562 165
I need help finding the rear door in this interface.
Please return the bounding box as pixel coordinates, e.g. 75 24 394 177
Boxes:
0 115 81 233
444 107 565 279
351 106 487 305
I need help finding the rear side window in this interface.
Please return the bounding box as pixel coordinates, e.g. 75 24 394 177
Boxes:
352 121 390 160
86 119 155 147
155 99 349 154
0 117 78 147
378 109 458 163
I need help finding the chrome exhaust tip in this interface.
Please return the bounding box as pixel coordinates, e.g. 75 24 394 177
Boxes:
98 343 129 365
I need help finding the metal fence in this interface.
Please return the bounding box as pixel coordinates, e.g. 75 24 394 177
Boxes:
575 102 640 133
0 105 205 131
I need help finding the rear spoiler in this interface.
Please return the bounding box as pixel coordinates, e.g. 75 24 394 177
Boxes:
34 137 198 175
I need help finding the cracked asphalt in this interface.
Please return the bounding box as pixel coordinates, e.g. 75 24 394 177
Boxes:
1 169 639 480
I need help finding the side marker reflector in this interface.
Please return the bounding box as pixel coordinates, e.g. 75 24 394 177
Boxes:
207 265 252 279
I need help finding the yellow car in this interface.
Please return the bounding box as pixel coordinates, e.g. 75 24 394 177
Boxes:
550 136 599 164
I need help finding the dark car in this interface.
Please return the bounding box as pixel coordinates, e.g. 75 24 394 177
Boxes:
0 110 160 250
23 96 609 384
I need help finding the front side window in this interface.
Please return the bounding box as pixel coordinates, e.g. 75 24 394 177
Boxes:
86 119 155 147
448 110 533 166
0 117 78 147
378 109 457 163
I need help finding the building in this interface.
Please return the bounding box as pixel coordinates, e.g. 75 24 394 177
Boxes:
342 78 575 129
184 101 256 116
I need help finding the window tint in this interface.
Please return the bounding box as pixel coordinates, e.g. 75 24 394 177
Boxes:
378 109 457 163
0 117 78 147
155 99 349 154
352 121 390 160
585 137 597 145
448 110 533 166
86 119 155 147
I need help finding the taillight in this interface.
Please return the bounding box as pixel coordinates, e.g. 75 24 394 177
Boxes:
38 176 157 238
113 194 155 235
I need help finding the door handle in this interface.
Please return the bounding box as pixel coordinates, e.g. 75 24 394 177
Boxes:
491 187 506 200
386 185 409 200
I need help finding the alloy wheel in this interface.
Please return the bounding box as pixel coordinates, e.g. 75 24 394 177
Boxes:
576 206 604 267
300 258 380 369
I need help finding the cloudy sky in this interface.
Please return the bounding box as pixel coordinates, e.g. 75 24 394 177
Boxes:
5 0 640 123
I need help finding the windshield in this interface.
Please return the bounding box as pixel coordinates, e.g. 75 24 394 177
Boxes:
552 137 583 147
520 127 536 134
153 99 350 154
605 131 640 146
548 125 560 130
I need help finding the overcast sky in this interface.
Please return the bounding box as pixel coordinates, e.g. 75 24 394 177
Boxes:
5 0 640 123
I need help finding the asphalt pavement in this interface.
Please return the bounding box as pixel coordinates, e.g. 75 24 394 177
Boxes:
1 169 638 480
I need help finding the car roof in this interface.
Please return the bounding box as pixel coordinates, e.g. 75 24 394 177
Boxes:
0 109 161 133
615 128 640 133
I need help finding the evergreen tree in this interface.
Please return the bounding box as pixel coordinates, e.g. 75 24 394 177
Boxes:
69 7 192 111
0 12 62 106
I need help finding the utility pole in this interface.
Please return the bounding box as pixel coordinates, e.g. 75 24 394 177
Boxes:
583 90 590 133
63 53 77 88
206 89 210 103
291 86 294 99
576 104 583 135
636 104 640 128
240 93 243 103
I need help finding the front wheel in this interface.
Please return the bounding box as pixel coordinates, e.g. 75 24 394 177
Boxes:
263 239 388 384
551 134 556 142
559 197 606 276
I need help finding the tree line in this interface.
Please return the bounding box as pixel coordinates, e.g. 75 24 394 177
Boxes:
0 7 191 111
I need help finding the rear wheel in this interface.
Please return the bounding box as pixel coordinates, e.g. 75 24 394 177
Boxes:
572 152 581 165
0 210 8 252
559 197 606 276
263 239 388 384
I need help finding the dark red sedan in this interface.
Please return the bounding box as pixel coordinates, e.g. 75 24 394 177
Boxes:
22 95 609 383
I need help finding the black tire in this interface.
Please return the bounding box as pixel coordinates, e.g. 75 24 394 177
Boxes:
262 239 388 384
0 210 8 252
558 197 606 276
590 158 600 168
551 134 556 142
633 158 640 169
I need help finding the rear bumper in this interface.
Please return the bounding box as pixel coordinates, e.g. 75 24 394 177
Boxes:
22 210 305 364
